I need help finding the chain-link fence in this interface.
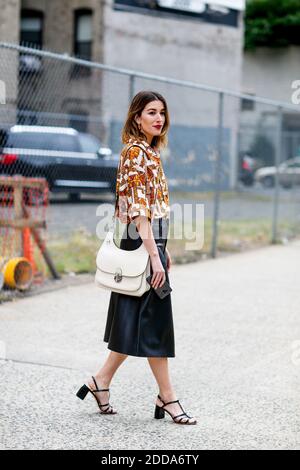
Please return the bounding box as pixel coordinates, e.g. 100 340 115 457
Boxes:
0 42 300 289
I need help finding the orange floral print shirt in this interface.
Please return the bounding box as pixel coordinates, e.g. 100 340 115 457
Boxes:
114 137 170 224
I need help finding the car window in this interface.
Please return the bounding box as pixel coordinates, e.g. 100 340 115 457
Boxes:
0 129 8 149
78 133 101 153
50 134 80 152
6 132 80 152
288 163 300 168
287 162 300 168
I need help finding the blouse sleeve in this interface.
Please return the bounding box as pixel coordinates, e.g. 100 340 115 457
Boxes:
118 145 152 223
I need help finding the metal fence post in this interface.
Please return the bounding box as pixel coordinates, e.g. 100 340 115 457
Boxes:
211 91 224 258
271 106 282 244
129 74 136 102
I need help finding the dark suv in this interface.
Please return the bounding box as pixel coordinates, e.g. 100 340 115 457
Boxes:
0 125 119 201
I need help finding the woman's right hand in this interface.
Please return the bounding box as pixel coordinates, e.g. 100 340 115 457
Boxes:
133 215 166 289
150 254 166 289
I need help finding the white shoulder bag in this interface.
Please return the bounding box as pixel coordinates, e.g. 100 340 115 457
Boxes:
94 143 157 297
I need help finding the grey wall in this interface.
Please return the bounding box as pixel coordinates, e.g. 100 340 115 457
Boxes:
243 46 300 104
0 0 20 124
241 46 300 162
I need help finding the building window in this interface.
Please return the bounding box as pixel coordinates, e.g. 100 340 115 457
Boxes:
71 9 93 78
20 9 43 48
19 10 43 74
241 96 256 111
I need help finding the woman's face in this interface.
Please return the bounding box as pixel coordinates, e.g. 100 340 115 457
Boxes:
136 100 166 144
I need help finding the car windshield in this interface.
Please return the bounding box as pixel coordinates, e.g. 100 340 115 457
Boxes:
78 133 102 153
287 159 300 168
0 129 8 149
6 131 80 152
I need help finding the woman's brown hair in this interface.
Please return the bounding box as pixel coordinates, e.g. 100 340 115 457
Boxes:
121 90 170 150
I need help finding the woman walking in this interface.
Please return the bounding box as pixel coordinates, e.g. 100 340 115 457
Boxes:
77 91 197 425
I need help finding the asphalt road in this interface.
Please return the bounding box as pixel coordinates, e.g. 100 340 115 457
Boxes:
0 238 299 449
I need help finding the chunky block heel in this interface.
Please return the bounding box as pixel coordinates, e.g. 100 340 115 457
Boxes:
76 376 117 414
154 394 197 425
76 384 90 400
154 404 165 419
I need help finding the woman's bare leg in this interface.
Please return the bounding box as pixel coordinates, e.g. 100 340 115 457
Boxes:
147 357 175 400
147 357 196 424
92 351 128 385
87 351 128 411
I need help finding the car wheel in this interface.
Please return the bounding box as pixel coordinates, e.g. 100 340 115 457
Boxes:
69 193 80 202
262 176 274 188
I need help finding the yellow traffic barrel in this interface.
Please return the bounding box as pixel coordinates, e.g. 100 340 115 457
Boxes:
0 257 33 291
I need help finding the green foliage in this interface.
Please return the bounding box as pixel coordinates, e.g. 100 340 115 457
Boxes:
245 0 300 49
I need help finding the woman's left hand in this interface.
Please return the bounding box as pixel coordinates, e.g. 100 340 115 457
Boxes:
165 247 172 273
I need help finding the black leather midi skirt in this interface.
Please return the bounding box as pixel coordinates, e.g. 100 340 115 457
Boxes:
103 217 175 358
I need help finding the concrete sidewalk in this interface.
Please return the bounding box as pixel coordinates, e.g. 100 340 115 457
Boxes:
0 240 300 450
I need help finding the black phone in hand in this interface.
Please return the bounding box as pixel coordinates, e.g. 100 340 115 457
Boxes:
146 275 172 299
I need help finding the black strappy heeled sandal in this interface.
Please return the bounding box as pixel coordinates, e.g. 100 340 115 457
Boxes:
76 376 117 414
154 394 197 425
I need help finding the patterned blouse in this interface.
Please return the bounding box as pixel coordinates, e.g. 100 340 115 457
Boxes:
114 137 170 224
